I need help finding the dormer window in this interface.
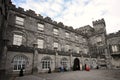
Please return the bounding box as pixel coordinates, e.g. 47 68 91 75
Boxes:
38 23 44 31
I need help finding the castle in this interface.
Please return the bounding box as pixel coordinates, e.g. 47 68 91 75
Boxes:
0 0 120 78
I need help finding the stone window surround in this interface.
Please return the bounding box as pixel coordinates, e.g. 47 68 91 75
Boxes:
60 58 68 67
41 56 52 70
53 28 59 35
15 16 24 26
12 55 28 71
37 38 44 49
37 23 44 31
13 34 23 46
112 45 118 52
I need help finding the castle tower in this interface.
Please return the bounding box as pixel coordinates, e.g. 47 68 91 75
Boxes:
92 18 106 33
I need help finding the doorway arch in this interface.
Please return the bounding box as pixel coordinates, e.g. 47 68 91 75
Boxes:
73 58 80 71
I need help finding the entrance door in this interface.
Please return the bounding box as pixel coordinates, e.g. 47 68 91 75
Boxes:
73 58 80 71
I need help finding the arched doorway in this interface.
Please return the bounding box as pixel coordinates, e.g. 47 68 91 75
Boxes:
73 58 80 71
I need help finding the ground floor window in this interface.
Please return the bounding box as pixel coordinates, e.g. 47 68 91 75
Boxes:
42 60 51 69
92 60 97 68
41 56 52 69
61 58 68 67
13 55 28 71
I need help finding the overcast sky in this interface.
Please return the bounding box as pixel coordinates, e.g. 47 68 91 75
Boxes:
11 0 120 34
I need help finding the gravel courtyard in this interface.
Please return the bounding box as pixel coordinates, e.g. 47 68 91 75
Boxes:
15 70 120 80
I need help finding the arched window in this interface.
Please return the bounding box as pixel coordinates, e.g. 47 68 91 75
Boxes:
84 59 89 65
61 58 68 67
13 55 28 71
92 60 97 68
41 56 52 69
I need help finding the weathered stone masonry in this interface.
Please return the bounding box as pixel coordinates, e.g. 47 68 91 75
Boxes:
1 0 120 77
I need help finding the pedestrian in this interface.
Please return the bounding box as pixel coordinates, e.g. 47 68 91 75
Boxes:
19 68 24 77
48 67 51 73
80 63 83 71
84 64 86 70
96 66 99 69
61 65 64 72
86 65 90 71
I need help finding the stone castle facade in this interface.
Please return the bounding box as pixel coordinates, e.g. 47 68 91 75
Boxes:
0 0 120 77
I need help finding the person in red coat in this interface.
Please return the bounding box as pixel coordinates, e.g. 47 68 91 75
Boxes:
86 65 90 71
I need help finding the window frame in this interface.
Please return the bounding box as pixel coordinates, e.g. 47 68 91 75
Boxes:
13 34 22 46
53 42 59 49
37 23 44 31
75 35 79 41
15 16 24 26
13 55 28 71
65 44 70 51
53 28 59 35
112 45 118 52
65 32 70 38
96 36 102 42
75 46 79 53
37 39 44 49
61 58 68 67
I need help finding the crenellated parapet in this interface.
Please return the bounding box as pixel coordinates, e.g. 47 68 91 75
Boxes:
107 30 120 39
92 18 106 26
9 3 81 33
9 3 104 37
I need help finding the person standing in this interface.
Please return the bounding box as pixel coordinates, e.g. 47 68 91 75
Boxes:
48 67 51 73
19 68 24 77
80 63 83 71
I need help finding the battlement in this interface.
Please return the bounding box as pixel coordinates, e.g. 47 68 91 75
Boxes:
9 2 103 37
9 3 79 33
107 30 120 39
92 18 105 26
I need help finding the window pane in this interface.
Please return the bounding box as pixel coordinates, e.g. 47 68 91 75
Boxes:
65 45 70 51
65 32 69 38
16 16 24 25
37 39 44 48
54 42 58 48
75 36 78 40
76 47 79 53
38 23 44 31
13 55 28 71
42 59 51 69
53 29 59 35
18 65 21 70
14 65 17 70
13 34 22 46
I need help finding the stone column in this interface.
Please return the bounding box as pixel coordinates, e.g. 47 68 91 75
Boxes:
32 43 38 74
69 50 72 70
54 48 58 71
0 39 9 80
105 47 111 69
81 52 84 65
